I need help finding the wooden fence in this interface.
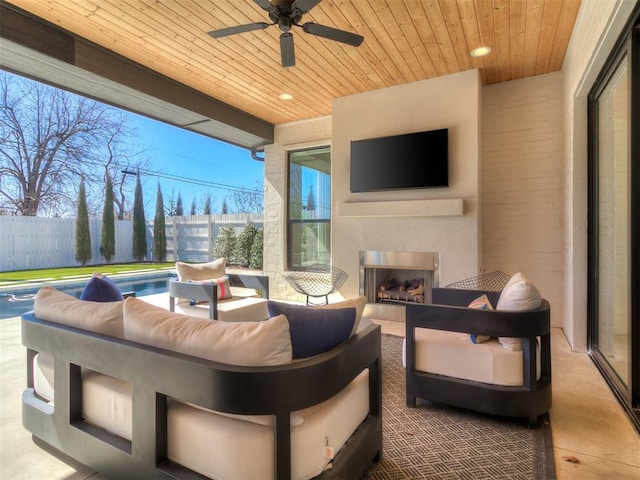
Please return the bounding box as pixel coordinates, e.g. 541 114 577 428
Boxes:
0 214 262 271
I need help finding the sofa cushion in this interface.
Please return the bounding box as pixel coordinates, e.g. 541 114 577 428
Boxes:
267 301 355 359
123 297 292 366
34 287 124 338
80 273 124 302
496 273 542 351
175 258 226 282
468 294 493 344
167 369 369 480
311 295 367 337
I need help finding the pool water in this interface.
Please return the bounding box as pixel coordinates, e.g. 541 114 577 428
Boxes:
0 272 176 320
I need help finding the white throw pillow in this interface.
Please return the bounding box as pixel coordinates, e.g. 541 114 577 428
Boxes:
175 258 226 282
123 297 292 366
496 273 542 351
34 287 124 338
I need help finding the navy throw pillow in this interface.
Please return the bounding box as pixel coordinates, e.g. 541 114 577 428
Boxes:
266 301 356 359
80 274 124 302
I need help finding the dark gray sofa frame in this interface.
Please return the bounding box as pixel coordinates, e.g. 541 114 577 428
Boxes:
405 287 551 426
21 312 382 479
169 273 270 320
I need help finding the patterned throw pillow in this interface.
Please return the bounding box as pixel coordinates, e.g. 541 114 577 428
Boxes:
468 294 493 344
187 276 232 304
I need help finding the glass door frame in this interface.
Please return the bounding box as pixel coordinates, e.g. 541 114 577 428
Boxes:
587 9 640 433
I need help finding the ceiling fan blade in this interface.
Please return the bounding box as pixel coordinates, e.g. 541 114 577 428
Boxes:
280 32 295 67
253 0 275 11
302 22 364 46
292 0 322 14
208 22 271 39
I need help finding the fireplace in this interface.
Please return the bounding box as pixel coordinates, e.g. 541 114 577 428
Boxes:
359 251 439 321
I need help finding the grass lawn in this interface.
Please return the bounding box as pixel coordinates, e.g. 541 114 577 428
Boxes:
0 263 175 284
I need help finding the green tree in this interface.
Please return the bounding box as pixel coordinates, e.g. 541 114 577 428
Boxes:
75 179 92 266
213 225 236 264
249 228 264 269
234 223 258 267
132 174 147 261
175 192 184 216
100 171 116 263
203 193 212 215
153 183 167 263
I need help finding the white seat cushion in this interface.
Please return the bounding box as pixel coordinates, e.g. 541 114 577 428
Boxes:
33 352 55 403
32 353 132 440
403 328 540 386
167 369 370 480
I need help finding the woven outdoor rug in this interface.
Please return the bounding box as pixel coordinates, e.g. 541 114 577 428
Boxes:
362 334 555 480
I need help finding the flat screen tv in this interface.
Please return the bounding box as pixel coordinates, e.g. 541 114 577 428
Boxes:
350 128 448 192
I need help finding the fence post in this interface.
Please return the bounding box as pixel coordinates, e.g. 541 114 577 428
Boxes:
172 217 178 262
208 215 214 261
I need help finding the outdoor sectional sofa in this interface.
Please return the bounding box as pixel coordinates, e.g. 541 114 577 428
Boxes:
21 287 382 479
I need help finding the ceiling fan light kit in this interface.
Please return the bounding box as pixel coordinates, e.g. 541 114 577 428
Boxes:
208 0 364 67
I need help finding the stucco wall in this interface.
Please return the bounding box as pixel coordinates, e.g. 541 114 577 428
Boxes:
332 70 482 297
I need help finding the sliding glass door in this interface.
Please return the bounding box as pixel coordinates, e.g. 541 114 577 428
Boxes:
588 14 639 432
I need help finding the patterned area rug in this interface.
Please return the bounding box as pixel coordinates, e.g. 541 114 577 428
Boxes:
363 334 555 480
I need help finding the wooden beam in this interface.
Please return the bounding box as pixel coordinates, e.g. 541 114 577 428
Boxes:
0 2 274 149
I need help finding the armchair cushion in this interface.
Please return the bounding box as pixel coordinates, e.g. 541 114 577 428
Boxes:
123 297 292 366
175 258 226 282
266 301 356 359
496 273 542 351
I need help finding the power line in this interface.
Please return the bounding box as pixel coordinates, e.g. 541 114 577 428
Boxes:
133 168 263 195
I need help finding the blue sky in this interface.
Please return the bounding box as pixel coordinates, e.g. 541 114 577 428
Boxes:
128 113 264 214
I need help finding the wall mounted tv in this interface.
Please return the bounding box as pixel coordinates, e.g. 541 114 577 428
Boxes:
350 128 448 192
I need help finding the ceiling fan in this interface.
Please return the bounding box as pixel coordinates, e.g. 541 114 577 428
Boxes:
207 0 364 67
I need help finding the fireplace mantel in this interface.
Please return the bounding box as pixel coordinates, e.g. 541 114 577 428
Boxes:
338 198 463 217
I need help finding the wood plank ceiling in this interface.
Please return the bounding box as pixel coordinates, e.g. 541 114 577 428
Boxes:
4 0 581 126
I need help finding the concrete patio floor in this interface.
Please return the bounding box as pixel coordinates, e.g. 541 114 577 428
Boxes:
1 293 638 479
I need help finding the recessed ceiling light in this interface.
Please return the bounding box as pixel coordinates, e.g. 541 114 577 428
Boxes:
470 46 492 58
279 93 294 101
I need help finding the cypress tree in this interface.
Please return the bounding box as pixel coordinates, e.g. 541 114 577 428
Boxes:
75 179 92 266
203 193 212 215
190 197 196 216
175 192 184 216
153 183 167 263
132 174 147 262
100 171 116 263
221 198 229 214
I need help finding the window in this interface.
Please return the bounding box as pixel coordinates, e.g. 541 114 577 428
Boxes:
588 10 640 433
287 147 331 270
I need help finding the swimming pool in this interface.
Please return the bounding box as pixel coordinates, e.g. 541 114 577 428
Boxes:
0 271 176 320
